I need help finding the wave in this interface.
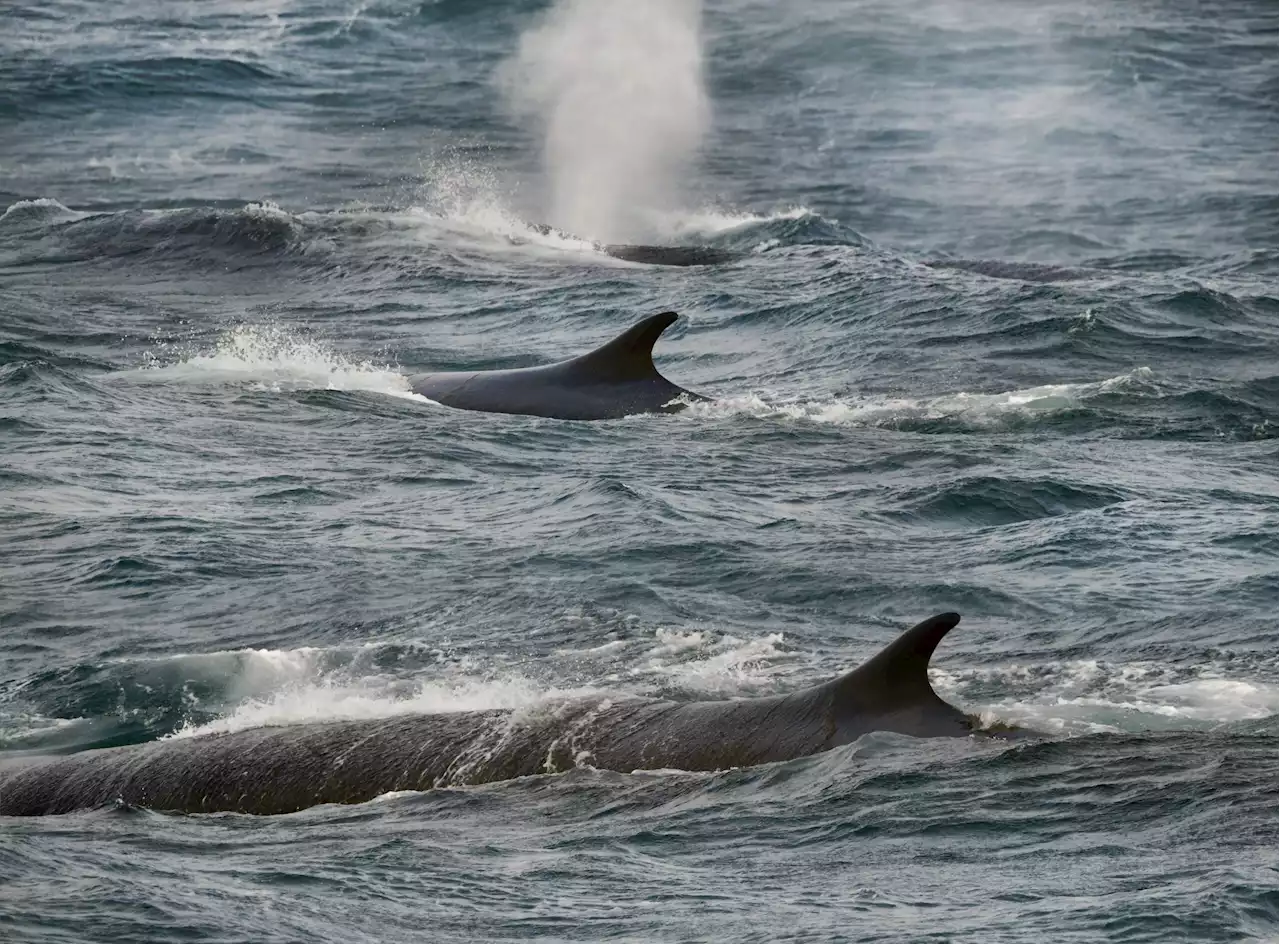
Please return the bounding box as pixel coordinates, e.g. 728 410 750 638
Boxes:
680 368 1158 430
409 163 866 256
126 324 429 401
167 669 574 741
0 200 309 270
936 655 1279 736
0 193 871 274
890 477 1131 528
0 356 109 402
4 619 1271 755
614 205 868 250
0 619 798 749
137 325 1097 427
123 324 1274 443
0 339 115 374
0 55 288 118
0 197 609 275
0 197 86 226
922 258 1093 283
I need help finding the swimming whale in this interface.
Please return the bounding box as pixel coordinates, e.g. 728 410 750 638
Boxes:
526 223 742 267
0 613 1026 817
602 244 741 266
410 310 707 420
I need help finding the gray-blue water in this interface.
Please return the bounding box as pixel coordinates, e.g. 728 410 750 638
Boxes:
1 1 1276 941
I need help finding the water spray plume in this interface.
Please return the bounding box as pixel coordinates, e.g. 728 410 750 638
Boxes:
498 0 709 243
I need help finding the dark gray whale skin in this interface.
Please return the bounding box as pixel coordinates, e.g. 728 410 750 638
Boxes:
526 223 743 267
0 613 1016 817
601 244 742 266
410 311 707 420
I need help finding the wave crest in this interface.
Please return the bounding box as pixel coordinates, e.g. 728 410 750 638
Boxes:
131 324 428 401
682 369 1157 429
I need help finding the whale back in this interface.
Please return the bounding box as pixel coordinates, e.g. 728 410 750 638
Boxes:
0 614 994 817
601 245 741 267
409 311 705 420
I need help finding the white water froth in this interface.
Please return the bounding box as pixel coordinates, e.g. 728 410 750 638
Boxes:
169 662 601 740
134 325 432 402
162 620 800 739
645 204 816 240
686 368 1157 427
0 712 88 748
627 626 794 694
0 197 87 225
169 675 521 739
162 629 1275 744
557 621 799 695
411 157 817 249
497 0 710 243
935 658 1278 736
133 324 1161 434
421 197 814 257
415 156 577 245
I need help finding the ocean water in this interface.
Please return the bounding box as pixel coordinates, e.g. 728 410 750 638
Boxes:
0 0 1276 941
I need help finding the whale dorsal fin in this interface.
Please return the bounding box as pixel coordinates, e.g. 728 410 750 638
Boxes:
567 311 679 382
831 612 961 708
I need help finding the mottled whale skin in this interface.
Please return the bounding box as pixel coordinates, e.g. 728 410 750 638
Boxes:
410 311 707 421
0 613 1024 817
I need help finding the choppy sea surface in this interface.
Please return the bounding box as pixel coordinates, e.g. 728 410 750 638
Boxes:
1 1 1277 941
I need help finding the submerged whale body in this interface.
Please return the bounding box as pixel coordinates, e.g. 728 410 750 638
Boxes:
527 223 742 267
0 613 1020 817
410 310 707 420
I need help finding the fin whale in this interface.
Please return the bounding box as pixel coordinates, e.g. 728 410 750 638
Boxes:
410 311 707 420
0 613 1027 817
922 259 1090 282
602 244 741 266
526 223 742 267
